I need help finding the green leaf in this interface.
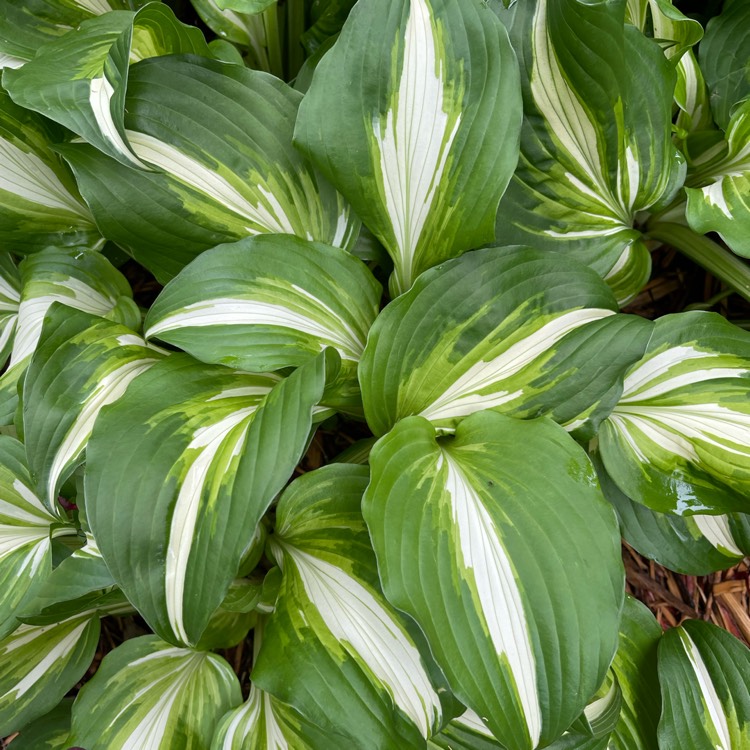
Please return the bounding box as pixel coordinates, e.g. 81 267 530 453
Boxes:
68 635 242 749
0 253 20 369
23 305 164 507
295 0 522 296
625 0 703 63
699 0 750 131
609 597 662 750
4 3 211 167
211 683 351 750
190 0 272 57
145 234 381 371
254 465 451 747
363 411 624 750
495 0 685 305
10 698 72 750
658 620 750 750
217 0 276 12
599 312 750 515
428 709 505 750
85 350 335 646
0 611 100 736
60 54 359 283
0 435 68 640
0 88 99 254
359 246 652 437
0 247 138 426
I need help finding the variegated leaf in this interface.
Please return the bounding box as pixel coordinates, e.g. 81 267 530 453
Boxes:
23 305 164 507
144 234 380 371
60 54 359 283
211 682 351 750
599 312 750 515
0 88 99 254
495 0 685 304
295 0 522 296
359 246 652 437
9 698 72 750
0 611 100 736
4 3 211 168
254 465 451 747
68 635 241 749
0 436 76 640
85 350 336 646
0 253 20 369
624 0 702 62
363 411 624 750
658 620 750 750
0 247 139 426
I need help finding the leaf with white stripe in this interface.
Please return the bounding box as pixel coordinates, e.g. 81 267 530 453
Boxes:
0 253 20 370
4 3 210 168
0 246 140 426
495 0 685 304
363 411 624 750
599 311 750 515
254 465 451 747
68 635 241 750
60 54 359 283
23 305 164 508
658 620 750 750
359 246 652 437
0 611 99 737
85 349 336 646
0 435 72 641
294 0 522 296
145 234 380 373
0 88 99 254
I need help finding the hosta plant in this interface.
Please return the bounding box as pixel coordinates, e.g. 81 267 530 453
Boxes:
0 0 750 747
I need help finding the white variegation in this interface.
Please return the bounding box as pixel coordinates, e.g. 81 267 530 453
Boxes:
420 308 614 422
216 687 290 749
0 53 24 70
165 403 263 643
583 678 617 722
146 295 364 360
679 630 732 750
89 77 147 169
372 0 461 292
439 452 541 745
285 546 442 738
72 0 114 13
454 708 495 737
0 137 91 218
692 514 743 557
125 130 296 234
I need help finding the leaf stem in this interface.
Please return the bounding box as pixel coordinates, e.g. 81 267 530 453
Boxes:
286 0 306 80
646 222 750 303
263 5 284 80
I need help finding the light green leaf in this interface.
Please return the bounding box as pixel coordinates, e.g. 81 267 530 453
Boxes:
428 709 505 750
60 54 359 283
624 0 703 62
699 0 750 131
363 411 624 750
609 597 662 750
0 435 71 641
0 246 139 426
0 88 99 254
10 698 72 750
295 0 522 296
658 620 750 750
68 635 241 749
85 350 335 646
359 246 652 437
4 3 211 167
23 305 164 507
145 234 380 371
217 0 275 12
0 253 20 373
0 611 100 737
495 0 685 304
599 312 750 515
255 465 451 747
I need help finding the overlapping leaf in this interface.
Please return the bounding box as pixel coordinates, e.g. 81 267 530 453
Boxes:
295 0 522 295
0 611 100 736
0 89 99 253
255 465 450 748
9 698 72 750
359 247 652 437
4 2 211 167
85 350 335 645
495 0 685 304
68 635 241 749
363 411 624 750
658 620 750 750
0 253 20 368
60 55 359 282
599 312 750 515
